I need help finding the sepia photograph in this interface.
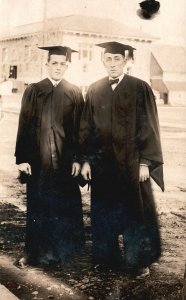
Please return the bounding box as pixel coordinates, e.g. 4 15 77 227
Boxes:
0 0 186 299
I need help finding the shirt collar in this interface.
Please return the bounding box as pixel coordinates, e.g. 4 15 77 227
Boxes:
48 76 62 87
109 73 125 84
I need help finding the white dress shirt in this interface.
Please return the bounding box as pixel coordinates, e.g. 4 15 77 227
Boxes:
109 73 125 90
48 77 61 87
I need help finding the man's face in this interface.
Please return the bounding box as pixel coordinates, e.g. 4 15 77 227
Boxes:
47 54 68 81
103 53 126 78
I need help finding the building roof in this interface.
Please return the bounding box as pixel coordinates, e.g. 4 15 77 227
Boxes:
151 78 186 93
0 14 157 42
152 45 186 73
47 15 156 40
151 78 168 93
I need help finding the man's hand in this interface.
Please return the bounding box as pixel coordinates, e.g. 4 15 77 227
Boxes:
81 162 91 181
71 162 81 177
139 164 149 182
18 163 32 175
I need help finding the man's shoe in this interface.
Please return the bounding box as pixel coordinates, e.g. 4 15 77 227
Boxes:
136 267 150 279
16 257 28 269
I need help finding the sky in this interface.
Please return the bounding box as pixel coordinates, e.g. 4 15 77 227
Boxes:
0 0 186 45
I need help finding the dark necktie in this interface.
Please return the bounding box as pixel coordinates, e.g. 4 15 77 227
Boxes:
109 78 119 86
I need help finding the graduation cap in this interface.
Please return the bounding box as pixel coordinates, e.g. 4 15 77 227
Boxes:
139 0 160 19
96 41 136 59
38 46 78 62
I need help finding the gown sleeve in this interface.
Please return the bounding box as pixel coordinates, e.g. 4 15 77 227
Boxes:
136 81 164 191
15 84 36 165
71 87 85 163
79 86 97 164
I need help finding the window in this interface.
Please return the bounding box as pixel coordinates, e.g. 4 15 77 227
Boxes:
9 65 17 79
2 48 8 62
25 63 29 72
12 49 17 61
31 44 38 61
82 63 87 72
2 64 6 73
24 45 31 61
79 43 93 61
101 50 104 62
126 66 131 75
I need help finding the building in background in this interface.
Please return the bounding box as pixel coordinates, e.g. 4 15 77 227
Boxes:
150 45 186 105
0 14 157 94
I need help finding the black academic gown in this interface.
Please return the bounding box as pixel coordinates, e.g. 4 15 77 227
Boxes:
79 75 164 269
15 78 85 264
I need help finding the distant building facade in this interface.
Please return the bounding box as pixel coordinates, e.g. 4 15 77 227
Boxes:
0 15 156 93
150 45 186 105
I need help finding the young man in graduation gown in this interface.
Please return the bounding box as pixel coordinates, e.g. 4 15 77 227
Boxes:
15 46 85 267
79 41 164 278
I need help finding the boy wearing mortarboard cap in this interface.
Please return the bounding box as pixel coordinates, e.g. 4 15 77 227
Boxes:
39 45 77 62
79 41 164 278
15 45 85 267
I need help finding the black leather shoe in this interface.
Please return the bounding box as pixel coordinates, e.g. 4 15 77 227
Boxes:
135 267 150 279
15 257 28 269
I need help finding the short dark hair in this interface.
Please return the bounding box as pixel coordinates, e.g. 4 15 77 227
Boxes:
47 53 67 62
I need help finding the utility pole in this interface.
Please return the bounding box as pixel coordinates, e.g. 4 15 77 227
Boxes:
41 0 47 78
42 0 47 46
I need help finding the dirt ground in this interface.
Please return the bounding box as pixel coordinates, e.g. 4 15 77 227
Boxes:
0 103 186 300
